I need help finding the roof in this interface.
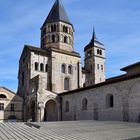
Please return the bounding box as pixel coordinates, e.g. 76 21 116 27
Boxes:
0 86 23 99
84 29 104 51
59 73 140 96
121 61 140 71
41 0 71 28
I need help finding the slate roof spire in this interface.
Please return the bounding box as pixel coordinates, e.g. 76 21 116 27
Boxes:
41 0 71 28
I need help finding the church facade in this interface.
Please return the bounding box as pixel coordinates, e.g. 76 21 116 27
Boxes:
1 0 140 123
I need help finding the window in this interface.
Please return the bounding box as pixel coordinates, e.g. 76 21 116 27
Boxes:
0 94 7 99
68 65 72 74
35 62 38 71
97 49 100 54
106 94 114 108
10 104 15 111
61 64 66 73
82 98 88 110
21 72 24 86
101 65 103 71
64 36 68 43
87 50 92 57
0 103 4 111
65 101 69 112
97 64 99 70
97 49 102 55
100 50 102 55
45 64 48 72
64 78 69 90
40 63 44 72
52 35 55 43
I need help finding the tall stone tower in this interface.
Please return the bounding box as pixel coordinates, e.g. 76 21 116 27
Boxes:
40 0 81 93
41 0 74 52
84 29 105 87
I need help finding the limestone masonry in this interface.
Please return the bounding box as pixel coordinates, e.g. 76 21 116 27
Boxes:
0 0 140 123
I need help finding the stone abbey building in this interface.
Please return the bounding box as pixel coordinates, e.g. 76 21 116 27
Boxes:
1 0 140 122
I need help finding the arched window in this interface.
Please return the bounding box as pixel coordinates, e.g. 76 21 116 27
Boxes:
65 101 69 112
64 78 69 90
97 49 100 54
35 62 38 71
64 36 68 43
45 64 48 72
51 25 54 32
68 65 72 74
54 25 56 31
52 35 55 42
0 94 7 99
65 26 68 33
100 50 102 55
63 25 65 32
82 98 88 110
61 64 66 73
40 63 44 72
106 94 114 108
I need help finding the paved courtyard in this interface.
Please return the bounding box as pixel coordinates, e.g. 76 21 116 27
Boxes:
1 121 140 140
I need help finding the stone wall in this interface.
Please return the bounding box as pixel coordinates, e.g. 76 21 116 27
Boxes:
61 77 140 122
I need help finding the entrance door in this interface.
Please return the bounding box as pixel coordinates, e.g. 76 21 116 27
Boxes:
44 100 57 121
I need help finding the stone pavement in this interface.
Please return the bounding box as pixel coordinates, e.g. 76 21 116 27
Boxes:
1 121 140 140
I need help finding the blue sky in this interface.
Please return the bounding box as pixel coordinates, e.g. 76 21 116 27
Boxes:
0 0 140 92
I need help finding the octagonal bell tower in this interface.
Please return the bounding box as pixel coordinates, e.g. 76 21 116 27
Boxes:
41 0 74 52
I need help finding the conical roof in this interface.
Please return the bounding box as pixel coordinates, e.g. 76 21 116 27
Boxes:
84 28 104 51
41 0 71 28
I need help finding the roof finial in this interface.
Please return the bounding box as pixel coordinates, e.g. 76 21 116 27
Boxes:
92 27 97 40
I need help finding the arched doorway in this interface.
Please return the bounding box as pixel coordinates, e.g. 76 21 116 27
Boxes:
44 100 57 121
31 100 36 122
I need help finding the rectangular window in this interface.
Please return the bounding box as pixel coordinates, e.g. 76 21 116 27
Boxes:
97 64 99 70
101 65 103 71
0 103 4 111
21 72 24 86
11 104 15 111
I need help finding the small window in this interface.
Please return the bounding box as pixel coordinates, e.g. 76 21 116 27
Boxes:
10 104 15 111
97 49 100 54
82 98 88 110
40 63 44 72
0 94 7 99
97 64 99 70
54 25 56 31
100 50 102 55
64 36 68 43
52 35 55 43
87 50 92 57
68 65 72 74
21 72 24 86
106 94 114 108
35 62 38 71
51 25 54 32
61 64 66 73
101 65 103 71
45 64 48 72
0 103 4 111
65 101 69 112
64 78 69 90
